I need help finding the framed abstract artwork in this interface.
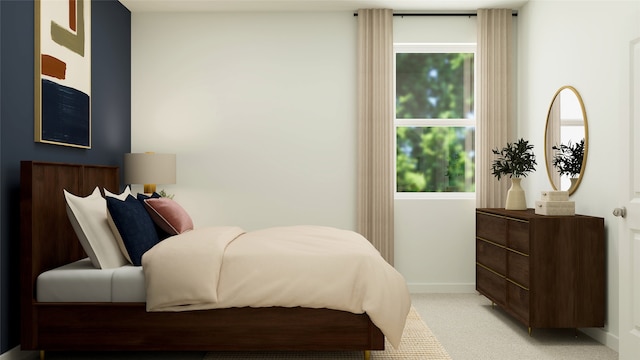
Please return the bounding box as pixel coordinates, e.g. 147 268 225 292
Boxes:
35 0 91 148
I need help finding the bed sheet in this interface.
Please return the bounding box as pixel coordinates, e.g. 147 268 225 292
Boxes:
37 258 145 302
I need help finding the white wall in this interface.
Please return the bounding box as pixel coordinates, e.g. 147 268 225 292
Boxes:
131 12 481 293
517 0 640 350
132 12 358 231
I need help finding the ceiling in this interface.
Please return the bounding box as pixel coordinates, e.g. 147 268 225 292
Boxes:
118 0 529 13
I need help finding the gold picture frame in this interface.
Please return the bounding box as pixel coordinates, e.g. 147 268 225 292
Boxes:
34 0 91 148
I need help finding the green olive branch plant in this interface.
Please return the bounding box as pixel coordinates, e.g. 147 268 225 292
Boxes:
551 138 585 178
158 189 174 199
491 138 538 180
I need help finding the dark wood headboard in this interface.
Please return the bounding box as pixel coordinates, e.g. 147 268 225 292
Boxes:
20 161 119 347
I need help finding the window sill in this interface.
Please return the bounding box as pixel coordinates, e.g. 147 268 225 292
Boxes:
395 192 476 200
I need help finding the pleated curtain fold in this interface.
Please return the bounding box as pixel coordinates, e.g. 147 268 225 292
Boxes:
356 9 395 265
546 99 562 188
476 9 515 208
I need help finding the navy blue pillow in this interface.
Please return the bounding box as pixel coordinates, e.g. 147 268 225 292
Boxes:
137 192 161 201
106 195 160 266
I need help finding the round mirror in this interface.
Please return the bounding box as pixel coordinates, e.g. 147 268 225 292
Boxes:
544 85 588 195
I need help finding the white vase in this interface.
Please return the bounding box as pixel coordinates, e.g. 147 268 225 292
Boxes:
569 177 579 192
505 177 527 210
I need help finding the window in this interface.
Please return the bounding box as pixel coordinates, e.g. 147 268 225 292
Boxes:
395 44 476 197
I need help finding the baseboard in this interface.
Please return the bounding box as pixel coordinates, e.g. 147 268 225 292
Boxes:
408 282 476 293
0 346 37 360
580 327 619 352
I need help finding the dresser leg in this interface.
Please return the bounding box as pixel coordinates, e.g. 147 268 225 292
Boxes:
40 350 45 360
364 350 371 360
528 327 532 336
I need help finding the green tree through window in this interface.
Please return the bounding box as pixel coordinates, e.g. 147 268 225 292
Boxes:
395 46 476 193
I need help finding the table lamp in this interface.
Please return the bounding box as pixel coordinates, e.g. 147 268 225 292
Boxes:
124 152 176 194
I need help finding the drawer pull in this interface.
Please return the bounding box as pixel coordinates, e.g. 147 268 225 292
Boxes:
476 262 505 278
507 247 529 257
507 277 529 291
477 211 529 223
477 237 507 248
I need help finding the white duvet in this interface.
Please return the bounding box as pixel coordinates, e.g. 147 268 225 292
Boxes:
141 225 411 347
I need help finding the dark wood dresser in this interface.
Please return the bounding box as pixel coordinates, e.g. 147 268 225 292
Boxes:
475 208 605 332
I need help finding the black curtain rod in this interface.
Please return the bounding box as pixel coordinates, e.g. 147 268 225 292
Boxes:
353 12 518 17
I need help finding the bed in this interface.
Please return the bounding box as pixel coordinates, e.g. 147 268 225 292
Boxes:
20 161 408 357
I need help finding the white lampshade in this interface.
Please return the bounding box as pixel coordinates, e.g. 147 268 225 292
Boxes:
124 153 176 193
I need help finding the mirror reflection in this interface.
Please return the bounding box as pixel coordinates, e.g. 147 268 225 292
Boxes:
544 86 588 195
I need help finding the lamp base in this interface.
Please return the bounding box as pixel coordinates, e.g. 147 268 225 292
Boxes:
144 184 156 194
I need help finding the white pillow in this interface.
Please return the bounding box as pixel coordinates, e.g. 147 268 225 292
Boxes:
64 187 129 269
104 186 132 200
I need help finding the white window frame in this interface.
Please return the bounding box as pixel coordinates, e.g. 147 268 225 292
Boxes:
394 43 477 200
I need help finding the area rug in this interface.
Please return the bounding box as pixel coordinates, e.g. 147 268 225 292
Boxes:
203 306 452 359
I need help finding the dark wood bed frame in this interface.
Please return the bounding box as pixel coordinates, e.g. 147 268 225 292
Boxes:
20 161 384 354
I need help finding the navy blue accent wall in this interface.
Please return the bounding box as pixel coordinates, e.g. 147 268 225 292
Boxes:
0 0 131 353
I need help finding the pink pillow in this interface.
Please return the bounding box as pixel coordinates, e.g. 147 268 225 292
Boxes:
143 198 194 236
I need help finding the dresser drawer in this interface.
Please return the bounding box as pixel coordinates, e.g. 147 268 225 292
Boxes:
476 264 506 306
476 239 506 275
507 282 530 324
476 212 507 246
508 219 529 254
507 251 529 288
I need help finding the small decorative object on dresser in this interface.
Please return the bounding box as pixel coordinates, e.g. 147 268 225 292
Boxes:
535 190 575 216
491 138 537 210
475 208 604 334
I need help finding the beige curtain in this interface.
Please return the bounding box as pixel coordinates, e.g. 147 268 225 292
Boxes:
356 9 394 265
476 9 514 208
546 100 561 188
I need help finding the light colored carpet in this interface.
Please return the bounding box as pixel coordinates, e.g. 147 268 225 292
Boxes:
411 293 618 360
203 306 452 359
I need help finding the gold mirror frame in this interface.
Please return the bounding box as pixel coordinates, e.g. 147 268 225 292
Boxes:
544 86 589 195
